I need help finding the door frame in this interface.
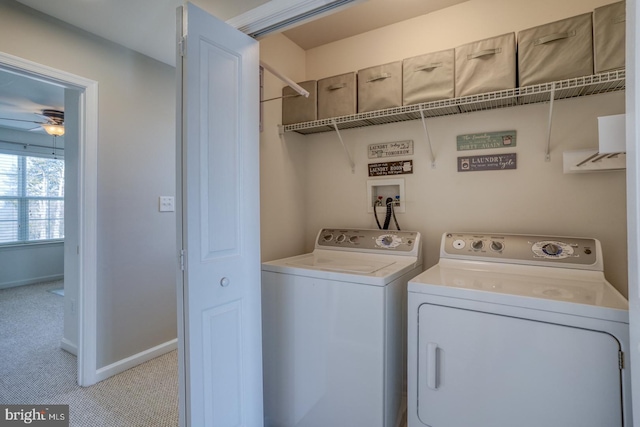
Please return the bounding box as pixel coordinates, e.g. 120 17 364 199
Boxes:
0 51 99 387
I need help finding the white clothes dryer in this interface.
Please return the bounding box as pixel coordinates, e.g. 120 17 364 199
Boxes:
262 228 422 427
408 232 631 427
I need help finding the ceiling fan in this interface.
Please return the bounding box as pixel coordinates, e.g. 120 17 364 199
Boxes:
0 109 65 136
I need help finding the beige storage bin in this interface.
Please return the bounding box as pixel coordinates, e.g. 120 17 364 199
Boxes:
455 33 516 98
282 80 317 125
357 62 403 113
403 49 455 105
518 13 593 87
593 1 625 73
317 72 357 119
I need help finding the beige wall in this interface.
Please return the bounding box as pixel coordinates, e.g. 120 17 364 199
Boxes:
261 0 629 296
259 34 310 261
305 0 615 79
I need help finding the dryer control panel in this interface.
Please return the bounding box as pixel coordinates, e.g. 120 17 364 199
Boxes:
441 232 601 270
316 228 421 257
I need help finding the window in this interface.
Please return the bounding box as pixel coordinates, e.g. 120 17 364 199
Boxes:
0 153 64 244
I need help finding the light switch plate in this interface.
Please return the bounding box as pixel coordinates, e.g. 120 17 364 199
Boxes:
159 196 175 212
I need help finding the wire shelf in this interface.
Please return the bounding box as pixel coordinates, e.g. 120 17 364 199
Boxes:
282 69 626 135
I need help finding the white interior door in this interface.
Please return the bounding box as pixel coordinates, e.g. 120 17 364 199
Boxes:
177 3 262 426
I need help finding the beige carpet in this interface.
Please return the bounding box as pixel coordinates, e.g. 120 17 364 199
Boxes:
0 281 179 427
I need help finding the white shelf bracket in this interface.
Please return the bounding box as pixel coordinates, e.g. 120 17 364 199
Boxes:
545 83 556 162
278 124 286 144
420 109 436 168
332 120 356 173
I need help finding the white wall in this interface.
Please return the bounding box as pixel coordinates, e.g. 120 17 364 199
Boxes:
0 242 64 288
264 0 629 297
0 0 177 368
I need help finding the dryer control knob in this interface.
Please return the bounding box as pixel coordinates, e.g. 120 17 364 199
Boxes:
490 241 504 252
471 240 484 250
382 235 393 246
349 236 359 243
336 234 346 243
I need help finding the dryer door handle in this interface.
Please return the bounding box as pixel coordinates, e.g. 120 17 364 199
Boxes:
427 342 439 390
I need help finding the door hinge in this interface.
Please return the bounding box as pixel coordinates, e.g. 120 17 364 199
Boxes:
180 249 186 271
619 351 625 370
178 37 186 57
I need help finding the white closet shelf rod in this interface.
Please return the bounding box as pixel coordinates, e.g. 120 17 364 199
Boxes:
260 60 309 98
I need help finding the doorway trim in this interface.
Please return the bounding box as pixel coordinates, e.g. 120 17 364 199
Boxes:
0 51 99 387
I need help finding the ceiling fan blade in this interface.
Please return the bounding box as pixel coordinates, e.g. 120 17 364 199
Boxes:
0 116 47 124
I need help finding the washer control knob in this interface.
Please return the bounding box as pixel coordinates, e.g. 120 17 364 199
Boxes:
322 234 333 242
382 235 393 246
543 243 561 256
471 240 484 250
349 235 359 243
490 241 504 252
336 234 346 243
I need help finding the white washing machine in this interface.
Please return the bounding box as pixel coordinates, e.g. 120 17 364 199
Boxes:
408 232 631 427
262 228 422 427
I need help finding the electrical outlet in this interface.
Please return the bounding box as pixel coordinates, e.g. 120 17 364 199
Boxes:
159 196 175 212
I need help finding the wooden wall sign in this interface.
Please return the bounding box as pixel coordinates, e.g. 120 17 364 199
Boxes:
368 140 414 158
457 130 516 151
458 153 517 172
369 160 413 176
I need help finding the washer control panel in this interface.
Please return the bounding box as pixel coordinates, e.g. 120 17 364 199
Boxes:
442 232 600 268
316 228 420 255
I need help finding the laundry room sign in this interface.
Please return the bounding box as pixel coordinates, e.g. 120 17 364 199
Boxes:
458 153 517 172
368 140 413 158
457 130 516 151
369 160 413 176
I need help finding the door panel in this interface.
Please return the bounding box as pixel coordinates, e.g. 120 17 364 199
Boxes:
178 3 262 426
200 43 240 259
417 304 622 427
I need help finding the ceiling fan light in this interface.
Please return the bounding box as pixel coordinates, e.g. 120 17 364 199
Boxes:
43 124 65 136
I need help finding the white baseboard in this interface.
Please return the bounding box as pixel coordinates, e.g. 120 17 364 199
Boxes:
94 339 178 383
0 274 64 289
60 338 78 356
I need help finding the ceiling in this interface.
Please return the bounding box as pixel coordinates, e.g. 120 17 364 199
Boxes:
1 0 467 135
0 69 65 135
13 0 468 66
283 0 468 50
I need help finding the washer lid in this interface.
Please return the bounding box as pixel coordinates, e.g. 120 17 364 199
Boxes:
262 249 421 286
286 253 396 274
